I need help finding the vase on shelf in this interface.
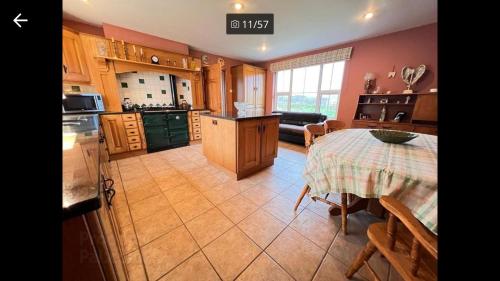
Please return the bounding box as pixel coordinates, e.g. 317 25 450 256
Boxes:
379 106 386 122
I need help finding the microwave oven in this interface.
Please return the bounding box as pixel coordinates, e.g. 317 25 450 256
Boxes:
63 93 105 113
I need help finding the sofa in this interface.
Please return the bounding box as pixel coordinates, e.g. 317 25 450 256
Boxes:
272 111 327 145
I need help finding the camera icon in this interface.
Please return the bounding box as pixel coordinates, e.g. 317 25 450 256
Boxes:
230 20 240 29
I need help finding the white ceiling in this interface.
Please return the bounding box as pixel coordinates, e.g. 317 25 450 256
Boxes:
63 0 437 62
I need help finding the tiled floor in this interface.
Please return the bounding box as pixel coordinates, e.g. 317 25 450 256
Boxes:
109 141 404 281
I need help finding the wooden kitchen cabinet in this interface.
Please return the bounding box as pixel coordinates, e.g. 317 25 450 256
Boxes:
191 72 205 109
101 114 147 155
100 115 129 154
231 64 266 115
412 93 437 122
260 117 280 162
201 115 279 179
63 28 90 83
237 119 262 171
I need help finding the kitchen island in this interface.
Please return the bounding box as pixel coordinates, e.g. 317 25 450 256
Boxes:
200 112 281 180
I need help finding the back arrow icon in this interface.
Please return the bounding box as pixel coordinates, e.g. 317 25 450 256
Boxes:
13 13 28 28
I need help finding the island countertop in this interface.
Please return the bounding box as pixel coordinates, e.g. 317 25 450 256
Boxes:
63 113 101 220
200 112 281 121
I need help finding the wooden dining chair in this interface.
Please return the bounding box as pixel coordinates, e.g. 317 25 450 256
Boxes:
304 124 325 151
297 124 350 234
324 120 346 133
345 196 437 281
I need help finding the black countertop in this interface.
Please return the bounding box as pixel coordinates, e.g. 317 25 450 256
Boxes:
63 114 101 220
101 108 208 115
201 112 282 121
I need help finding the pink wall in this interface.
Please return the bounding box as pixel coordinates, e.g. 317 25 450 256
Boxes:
63 19 104 36
102 23 190 55
260 23 437 128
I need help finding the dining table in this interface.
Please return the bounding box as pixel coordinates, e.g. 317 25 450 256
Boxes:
302 128 437 235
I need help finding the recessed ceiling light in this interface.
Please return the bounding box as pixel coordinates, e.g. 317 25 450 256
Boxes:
234 3 243 10
364 12 374 20
261 45 267 51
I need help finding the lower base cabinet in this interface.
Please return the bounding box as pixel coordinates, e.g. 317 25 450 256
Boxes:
201 115 280 179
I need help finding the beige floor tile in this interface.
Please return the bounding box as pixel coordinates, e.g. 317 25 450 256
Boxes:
279 183 312 207
260 177 294 194
289 209 339 250
158 252 221 281
217 195 259 223
141 226 200 281
134 207 183 246
120 224 139 254
191 175 225 193
172 194 215 223
328 213 388 281
129 194 171 222
119 167 150 181
202 184 240 205
185 208 234 247
125 250 147 281
115 206 132 229
164 183 200 205
151 169 181 183
125 184 161 204
238 209 286 249
236 252 293 281
313 253 366 281
158 176 189 191
203 227 262 281
122 176 157 191
246 171 275 184
262 195 304 224
266 227 325 281
241 186 278 206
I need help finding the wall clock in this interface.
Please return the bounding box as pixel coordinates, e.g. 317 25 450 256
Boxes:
151 55 159 64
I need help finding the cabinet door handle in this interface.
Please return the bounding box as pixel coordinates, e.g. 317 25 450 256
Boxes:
257 125 261 134
262 125 266 133
63 64 68 74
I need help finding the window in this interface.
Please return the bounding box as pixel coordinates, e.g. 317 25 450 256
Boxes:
273 61 345 118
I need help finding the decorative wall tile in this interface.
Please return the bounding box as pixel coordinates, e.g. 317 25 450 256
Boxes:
117 71 176 106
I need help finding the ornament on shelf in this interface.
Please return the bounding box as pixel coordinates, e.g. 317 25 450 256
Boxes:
388 65 396 78
401 64 426 93
363 72 375 95
379 106 387 122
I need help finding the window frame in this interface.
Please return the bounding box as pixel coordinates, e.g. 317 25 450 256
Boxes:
273 61 345 118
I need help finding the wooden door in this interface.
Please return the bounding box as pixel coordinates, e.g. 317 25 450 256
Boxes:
100 115 129 155
191 72 205 109
412 94 437 122
63 28 90 82
254 68 266 110
204 64 223 113
237 119 261 172
260 118 279 163
243 65 256 106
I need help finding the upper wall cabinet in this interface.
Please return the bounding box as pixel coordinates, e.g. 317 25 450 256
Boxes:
63 28 91 83
231 64 266 115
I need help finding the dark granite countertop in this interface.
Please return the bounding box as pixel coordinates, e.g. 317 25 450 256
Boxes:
201 112 281 121
101 108 209 115
63 114 101 220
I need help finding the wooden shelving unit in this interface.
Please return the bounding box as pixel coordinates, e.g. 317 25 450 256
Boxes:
96 56 201 72
352 93 438 135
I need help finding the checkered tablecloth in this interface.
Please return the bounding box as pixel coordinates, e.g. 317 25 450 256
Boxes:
303 129 437 235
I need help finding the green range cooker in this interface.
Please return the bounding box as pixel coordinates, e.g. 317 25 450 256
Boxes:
141 110 189 152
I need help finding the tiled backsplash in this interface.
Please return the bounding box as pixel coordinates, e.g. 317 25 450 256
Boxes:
116 71 174 106
176 79 193 106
